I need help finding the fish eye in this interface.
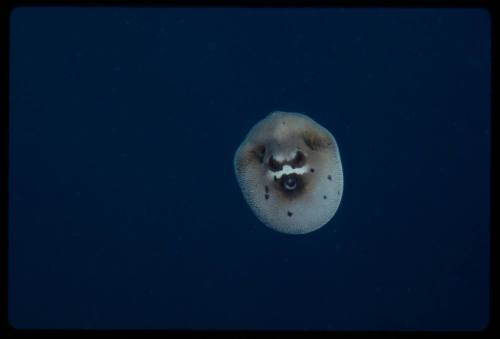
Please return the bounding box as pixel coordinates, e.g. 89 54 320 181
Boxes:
291 151 306 168
268 156 282 172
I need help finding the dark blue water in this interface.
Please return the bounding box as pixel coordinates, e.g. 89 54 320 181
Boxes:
8 7 490 331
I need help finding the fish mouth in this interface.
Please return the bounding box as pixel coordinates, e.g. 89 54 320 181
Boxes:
277 173 305 198
283 175 297 191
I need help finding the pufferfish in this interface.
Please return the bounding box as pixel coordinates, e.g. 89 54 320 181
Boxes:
234 111 344 234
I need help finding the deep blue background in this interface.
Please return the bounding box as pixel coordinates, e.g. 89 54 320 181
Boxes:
8 8 490 330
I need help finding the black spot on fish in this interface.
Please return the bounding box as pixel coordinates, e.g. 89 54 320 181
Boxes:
265 194 269 200
310 168 315 173
287 211 293 217
323 195 327 199
253 145 266 163
328 175 332 181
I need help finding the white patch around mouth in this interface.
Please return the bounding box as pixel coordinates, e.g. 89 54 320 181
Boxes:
267 164 309 180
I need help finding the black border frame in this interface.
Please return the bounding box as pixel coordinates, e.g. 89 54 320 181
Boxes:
1 0 495 337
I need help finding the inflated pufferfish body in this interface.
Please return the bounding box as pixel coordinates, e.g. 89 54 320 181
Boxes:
234 111 343 234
